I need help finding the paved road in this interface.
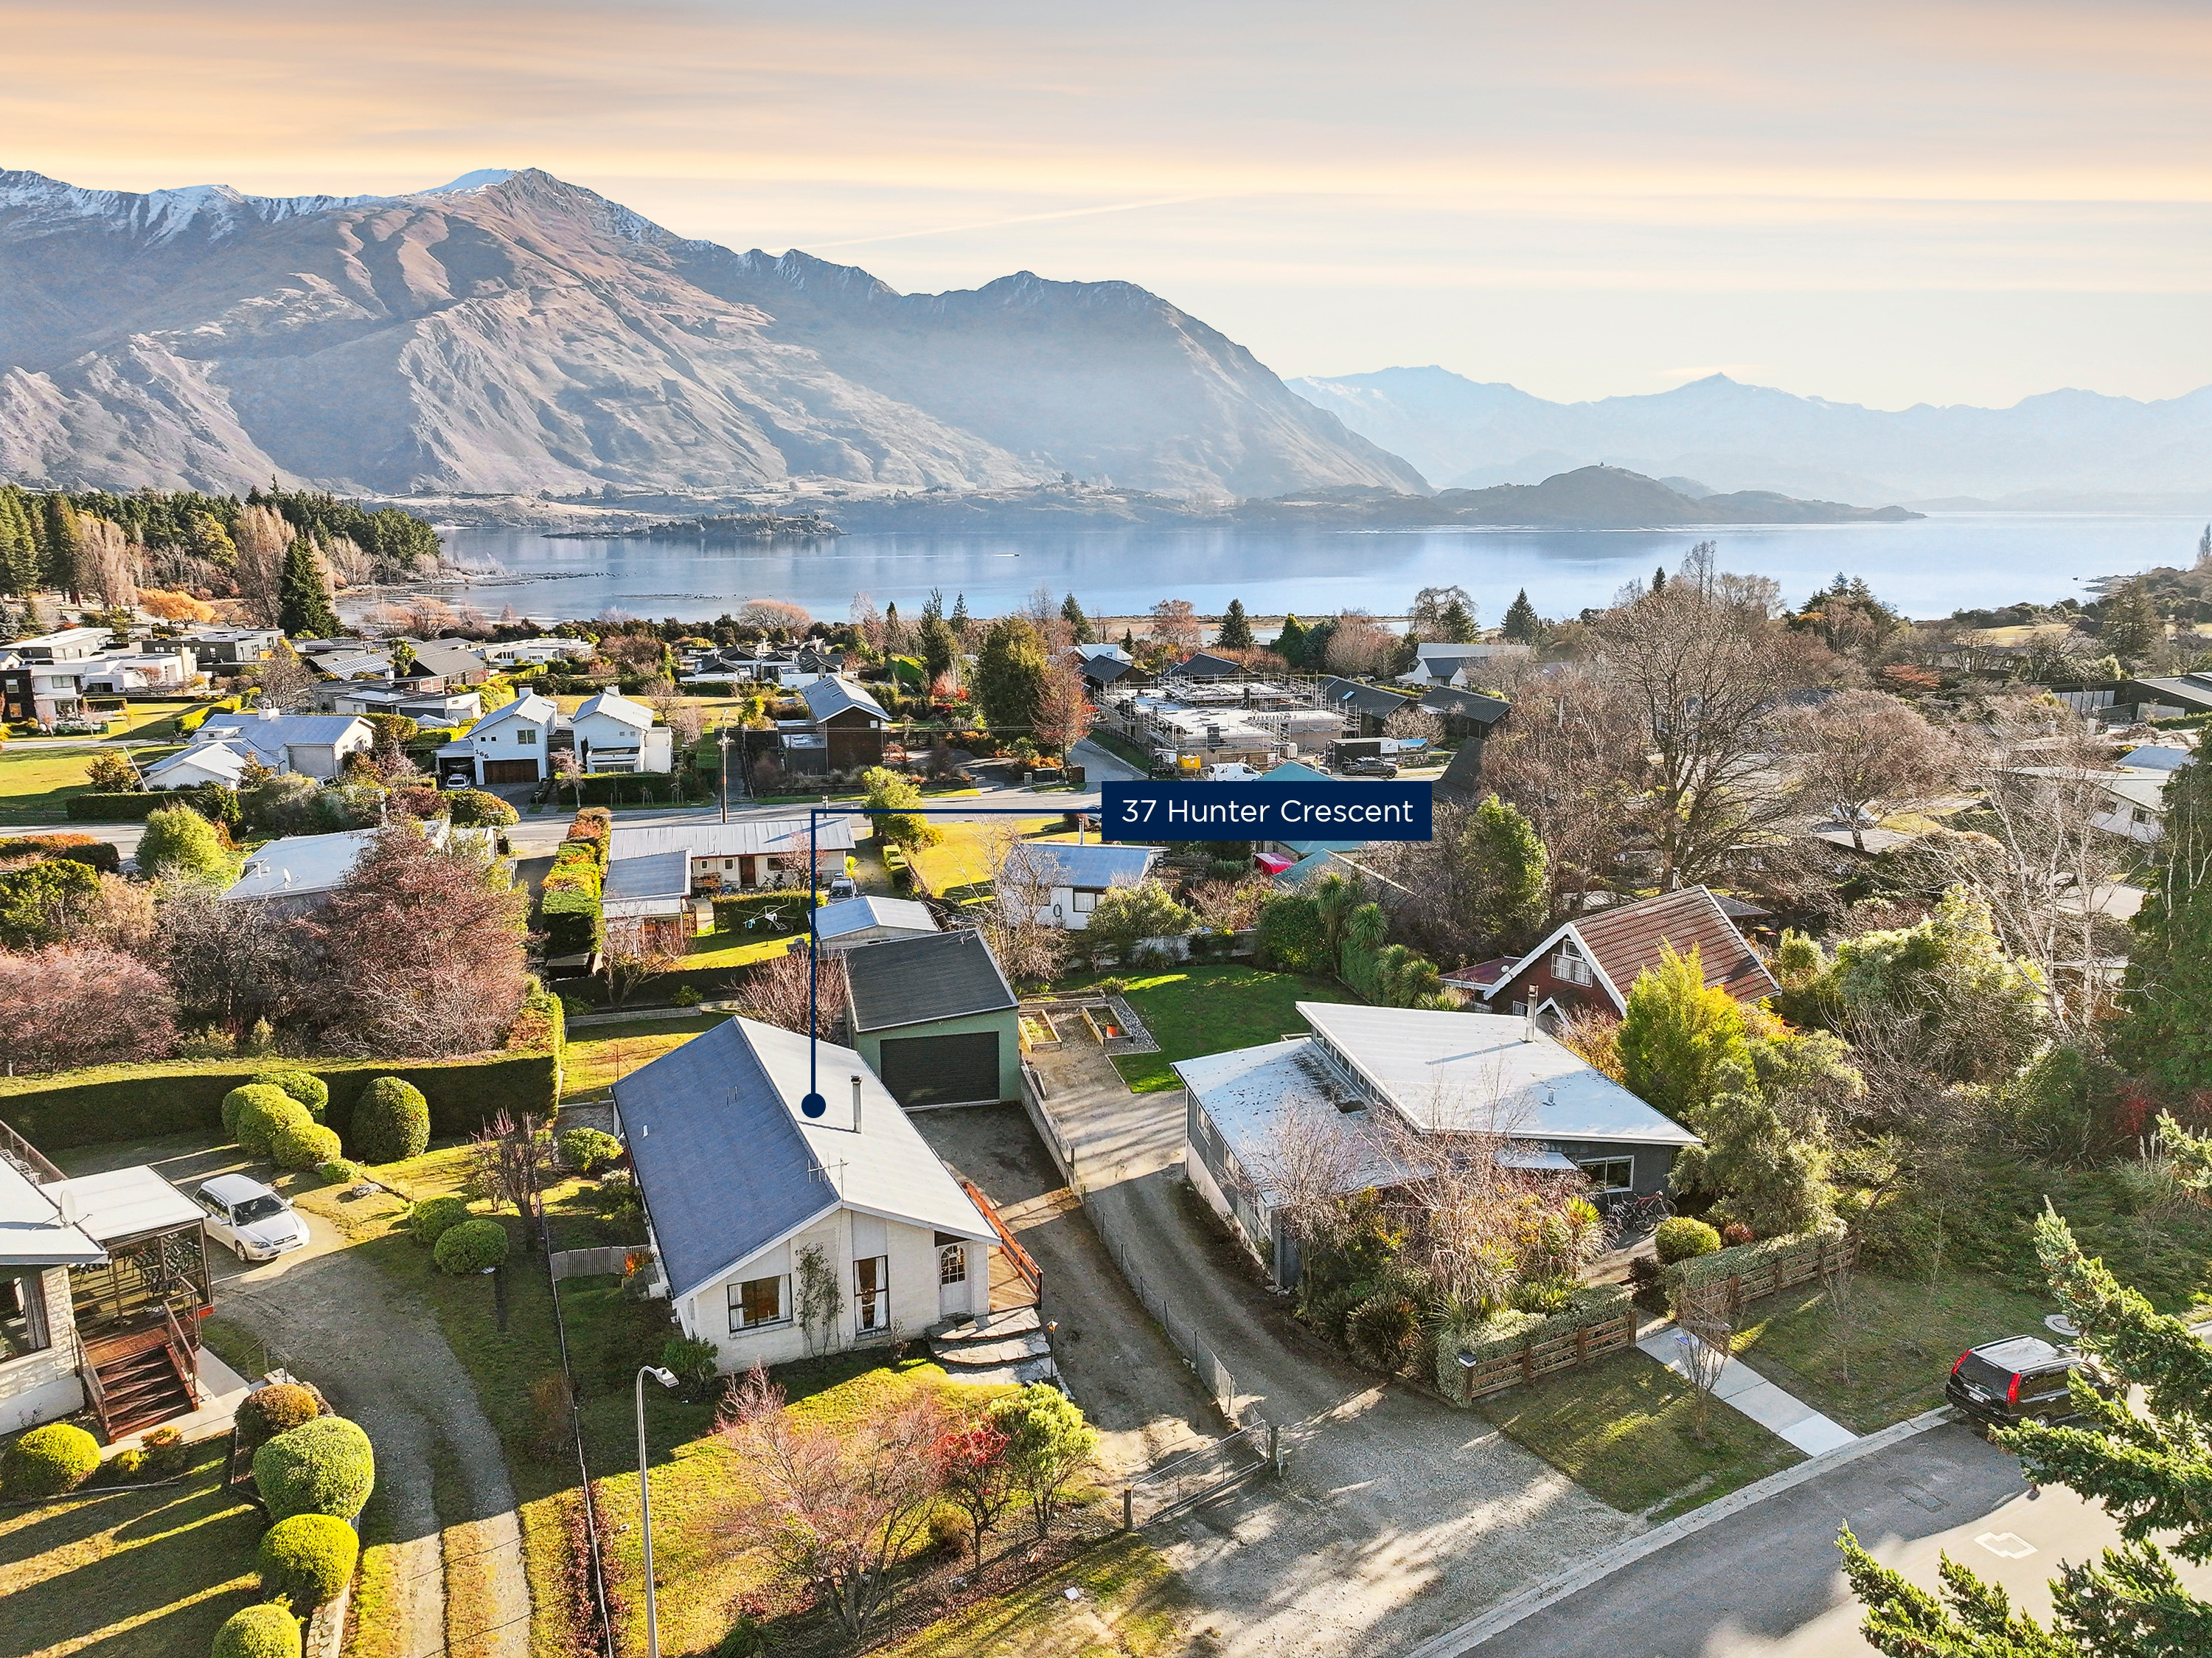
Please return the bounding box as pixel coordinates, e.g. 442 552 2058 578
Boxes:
1462 1420 2212 1657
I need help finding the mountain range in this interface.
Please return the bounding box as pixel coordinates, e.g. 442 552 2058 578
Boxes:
0 167 1419 499
1287 365 2212 505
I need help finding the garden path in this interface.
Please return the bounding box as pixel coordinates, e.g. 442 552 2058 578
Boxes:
1635 1325 1857 1454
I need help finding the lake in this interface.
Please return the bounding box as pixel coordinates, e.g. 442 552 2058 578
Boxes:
408 513 2211 626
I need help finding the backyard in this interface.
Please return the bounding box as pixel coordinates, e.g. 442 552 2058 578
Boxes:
1060 963 1357 1093
562 1013 729 1100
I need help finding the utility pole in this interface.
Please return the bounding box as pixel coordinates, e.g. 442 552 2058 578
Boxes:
717 725 731 823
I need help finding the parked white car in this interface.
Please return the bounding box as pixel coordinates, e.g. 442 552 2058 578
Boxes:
193 1173 311 1261
1202 763 1263 781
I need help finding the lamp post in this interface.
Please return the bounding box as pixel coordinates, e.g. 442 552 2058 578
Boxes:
635 1364 678 1657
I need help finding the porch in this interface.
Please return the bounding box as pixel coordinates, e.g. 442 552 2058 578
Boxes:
52 1167 215 1443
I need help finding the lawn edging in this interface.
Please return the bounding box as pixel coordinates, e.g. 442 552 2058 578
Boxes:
1399 1404 1956 1658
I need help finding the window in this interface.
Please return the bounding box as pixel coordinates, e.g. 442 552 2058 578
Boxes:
728 1275 785 1331
1 1272 49 1361
939 1244 967 1286
855 1255 889 1331
1555 941 1592 986
1072 889 1099 913
516 727 538 745
1579 1157 1634 1193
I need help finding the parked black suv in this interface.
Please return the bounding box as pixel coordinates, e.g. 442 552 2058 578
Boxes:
1946 1336 2115 1427
1340 756 1399 778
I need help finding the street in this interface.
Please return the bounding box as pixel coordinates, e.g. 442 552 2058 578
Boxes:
1449 1419 2212 1657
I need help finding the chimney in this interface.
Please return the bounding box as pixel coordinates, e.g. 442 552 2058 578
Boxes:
1523 1002 1537 1043
850 1074 864 1134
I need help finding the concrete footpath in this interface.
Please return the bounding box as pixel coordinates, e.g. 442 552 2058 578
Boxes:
1637 1323 1858 1454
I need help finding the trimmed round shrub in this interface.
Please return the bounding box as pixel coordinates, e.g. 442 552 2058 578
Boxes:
257 1513 360 1610
557 1127 622 1175
1344 1293 1422 1376
223 1083 293 1144
1 1421 101 1497
271 1122 343 1172
253 1416 375 1523
251 1071 330 1122
447 788 519 828
433 1218 509 1276
1654 1216 1724 1266
317 1159 362 1186
236 1383 323 1450
210 1603 302 1658
406 1196 472 1246
352 1078 429 1163
237 1094 313 1162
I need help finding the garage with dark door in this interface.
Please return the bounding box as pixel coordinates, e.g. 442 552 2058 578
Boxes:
844 931 1023 1109
481 758 540 784
876 1030 1001 1108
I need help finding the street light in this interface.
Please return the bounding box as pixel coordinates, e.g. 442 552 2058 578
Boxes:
636 1364 679 1657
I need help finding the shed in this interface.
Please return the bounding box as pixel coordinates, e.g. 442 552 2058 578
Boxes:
844 932 1021 1107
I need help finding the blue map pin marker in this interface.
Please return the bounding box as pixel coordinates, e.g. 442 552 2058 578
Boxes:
800 1092 827 1118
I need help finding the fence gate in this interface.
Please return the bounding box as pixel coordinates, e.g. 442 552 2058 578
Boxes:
1122 1422 1280 1528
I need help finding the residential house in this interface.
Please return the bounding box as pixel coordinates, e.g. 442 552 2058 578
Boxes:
811 895 940 952
6 627 110 665
602 849 704 947
571 690 672 774
843 930 1022 1107
223 819 489 915
1394 641 1530 690
484 636 594 669
147 710 375 785
1011 842 1161 929
2 648 198 723
394 637 492 685
1166 651 1244 681
312 680 484 727
1253 760 1379 883
1478 886 1778 1026
2122 674 2212 721
1 1134 216 1440
451 691 558 785
616 1017 1001 1371
608 818 858 891
1419 685 1511 747
144 626 279 671
1070 648 1149 693
1320 676 1419 738
782 676 888 773
1181 1002 1700 1288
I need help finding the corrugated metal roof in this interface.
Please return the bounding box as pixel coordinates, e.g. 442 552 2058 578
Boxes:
844 930 1018 1033
615 1016 991 1301
813 895 938 940
801 676 888 723
1022 842 1158 889
605 850 691 903
608 817 857 860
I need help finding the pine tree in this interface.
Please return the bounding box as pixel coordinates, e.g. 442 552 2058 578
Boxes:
1271 614 1309 667
949 592 971 644
2096 579 2163 665
1437 597 1475 642
1060 593 1093 645
1119 628 1135 655
1500 589 1543 643
1217 599 1254 651
0 488 39 597
2115 750 2212 1091
276 538 341 637
41 496 83 595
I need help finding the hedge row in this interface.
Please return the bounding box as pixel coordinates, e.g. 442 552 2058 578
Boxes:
542 816 608 957
1430 1283 1633 1389
0 988 563 1151
1663 1218 1848 1297
568 771 693 806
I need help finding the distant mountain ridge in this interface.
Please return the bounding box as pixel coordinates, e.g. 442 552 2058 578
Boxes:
1234 465 1917 528
0 166 1420 499
1287 364 2212 503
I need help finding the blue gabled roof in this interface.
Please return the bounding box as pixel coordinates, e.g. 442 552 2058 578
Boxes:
1024 842 1158 889
614 1021 832 1302
1275 850 1338 887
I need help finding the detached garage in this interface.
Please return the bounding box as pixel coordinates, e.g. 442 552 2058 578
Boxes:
844 932 1021 1109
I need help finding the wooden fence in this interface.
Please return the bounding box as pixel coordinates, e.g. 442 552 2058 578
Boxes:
1673 1233 1857 1325
549 1245 650 1282
1458 1304 1638 1401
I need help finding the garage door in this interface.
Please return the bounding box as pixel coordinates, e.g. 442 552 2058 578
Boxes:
876 1031 1000 1109
481 759 540 784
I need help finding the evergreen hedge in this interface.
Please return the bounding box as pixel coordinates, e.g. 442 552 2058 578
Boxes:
0 991 561 1151
1430 1284 1633 1401
1663 1219 1848 1300
257 1513 359 1609
250 1071 330 1121
210 1604 301 1658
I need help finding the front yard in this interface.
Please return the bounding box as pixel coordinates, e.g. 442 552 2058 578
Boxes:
903 816 1065 903
1060 964 1358 1093
562 1013 729 1100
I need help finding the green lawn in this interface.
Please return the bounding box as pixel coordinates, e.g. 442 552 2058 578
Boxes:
903 816 1062 901
0 1443 264 1658
682 932 799 971
561 1013 728 1100
876 1531 1187 1658
0 744 104 814
1731 1266 2065 1435
1061 963 1360 1092
1478 1347 1802 1522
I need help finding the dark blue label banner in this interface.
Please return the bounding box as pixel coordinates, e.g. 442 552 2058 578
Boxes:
1099 780 1433 842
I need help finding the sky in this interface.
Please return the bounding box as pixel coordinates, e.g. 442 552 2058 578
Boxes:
4 0 2208 409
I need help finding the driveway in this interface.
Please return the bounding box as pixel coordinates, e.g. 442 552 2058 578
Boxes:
62 1136 531 1658
1017 1046 1639 1658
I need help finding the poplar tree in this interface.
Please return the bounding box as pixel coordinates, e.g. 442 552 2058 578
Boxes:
1217 598 1254 651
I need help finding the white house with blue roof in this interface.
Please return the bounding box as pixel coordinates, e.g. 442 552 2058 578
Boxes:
1015 842 1161 930
616 1016 1001 1371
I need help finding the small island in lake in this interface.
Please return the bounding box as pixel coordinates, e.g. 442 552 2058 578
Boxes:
553 510 843 541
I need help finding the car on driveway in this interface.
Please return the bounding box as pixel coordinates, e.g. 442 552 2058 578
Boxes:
194 1173 311 1262
1340 756 1399 778
1946 1335 2115 1427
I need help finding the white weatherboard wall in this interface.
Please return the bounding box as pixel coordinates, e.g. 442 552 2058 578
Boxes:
0 1269 84 1432
679 1208 985 1373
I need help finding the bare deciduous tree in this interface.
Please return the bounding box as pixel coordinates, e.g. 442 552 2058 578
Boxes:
156 885 309 1030
0 943 175 1073
601 917 684 1008
76 516 139 606
1781 688 1960 851
742 944 849 1036
1478 662 1643 910
718 1364 952 1639
232 505 292 627
1323 611 1395 677
1031 659 1092 755
466 1107 555 1227
984 830 1068 990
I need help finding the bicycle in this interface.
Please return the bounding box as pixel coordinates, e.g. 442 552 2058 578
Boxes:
1605 1191 1674 1244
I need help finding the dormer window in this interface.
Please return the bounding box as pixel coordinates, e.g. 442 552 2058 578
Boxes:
1555 939 1593 986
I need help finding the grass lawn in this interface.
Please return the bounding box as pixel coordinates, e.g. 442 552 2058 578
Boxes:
874 1530 1187 1658
561 1013 728 1100
903 816 1061 901
1731 1266 2064 1435
1478 1347 1802 1522
0 1443 265 1658
0 744 104 815
681 932 798 971
1061 964 1360 1093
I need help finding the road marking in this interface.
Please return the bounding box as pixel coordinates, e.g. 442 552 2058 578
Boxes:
1974 1532 2037 1558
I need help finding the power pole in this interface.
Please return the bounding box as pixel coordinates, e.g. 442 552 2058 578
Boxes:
717 726 731 824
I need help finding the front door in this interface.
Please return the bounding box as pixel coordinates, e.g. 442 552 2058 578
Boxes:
855 1255 888 1333
938 1243 968 1319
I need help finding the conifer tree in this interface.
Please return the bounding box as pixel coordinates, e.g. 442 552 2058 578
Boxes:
0 488 39 597
1217 598 1254 651
41 496 83 595
1060 593 1093 645
972 617 1048 732
949 592 971 644
1501 589 1543 643
2115 750 2212 1092
276 538 341 637
1271 614 1310 667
